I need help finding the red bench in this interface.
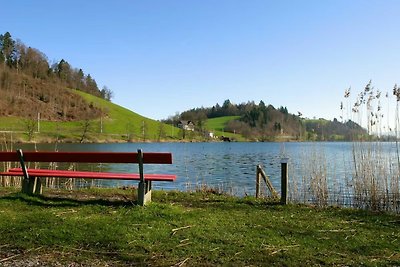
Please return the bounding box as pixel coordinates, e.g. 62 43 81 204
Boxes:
0 149 176 205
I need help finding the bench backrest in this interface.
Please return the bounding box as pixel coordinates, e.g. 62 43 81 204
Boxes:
0 150 172 164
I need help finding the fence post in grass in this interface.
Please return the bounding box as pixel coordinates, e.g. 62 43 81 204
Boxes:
256 165 278 199
280 157 289 205
256 165 261 198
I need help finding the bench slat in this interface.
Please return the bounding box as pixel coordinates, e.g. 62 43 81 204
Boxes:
1 168 176 182
0 151 172 164
0 152 19 161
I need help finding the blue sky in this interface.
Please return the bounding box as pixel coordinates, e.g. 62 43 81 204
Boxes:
2 0 400 122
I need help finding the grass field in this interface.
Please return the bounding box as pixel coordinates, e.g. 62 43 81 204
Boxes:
0 187 399 266
76 90 179 140
0 90 180 142
205 116 245 141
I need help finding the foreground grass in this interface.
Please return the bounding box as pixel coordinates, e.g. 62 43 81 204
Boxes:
0 188 399 266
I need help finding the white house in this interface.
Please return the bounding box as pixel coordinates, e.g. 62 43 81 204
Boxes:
178 120 195 131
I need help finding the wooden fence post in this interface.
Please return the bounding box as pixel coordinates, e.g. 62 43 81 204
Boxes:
256 165 261 198
255 165 278 199
281 157 289 205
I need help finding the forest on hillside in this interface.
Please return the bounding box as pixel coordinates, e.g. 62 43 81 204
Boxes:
0 31 112 121
164 99 367 141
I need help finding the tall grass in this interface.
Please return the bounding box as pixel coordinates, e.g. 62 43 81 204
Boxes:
0 134 102 191
0 133 22 187
347 82 400 212
350 142 398 211
289 143 353 208
289 82 400 213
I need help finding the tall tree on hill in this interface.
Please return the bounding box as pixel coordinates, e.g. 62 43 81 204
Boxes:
258 100 269 127
14 39 24 73
0 44 3 65
16 41 49 79
32 49 50 79
85 74 99 95
0 32 16 68
55 59 72 84
222 99 231 109
74 68 85 89
221 99 239 116
100 86 114 101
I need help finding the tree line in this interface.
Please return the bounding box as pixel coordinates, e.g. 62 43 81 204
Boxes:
164 99 302 140
0 31 113 100
164 99 367 141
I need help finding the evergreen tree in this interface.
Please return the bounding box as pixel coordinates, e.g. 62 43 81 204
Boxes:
0 32 16 67
85 74 99 95
76 68 85 88
56 59 72 83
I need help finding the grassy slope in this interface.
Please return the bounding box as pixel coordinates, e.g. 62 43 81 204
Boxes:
0 188 399 266
0 90 180 142
205 116 245 141
75 90 179 140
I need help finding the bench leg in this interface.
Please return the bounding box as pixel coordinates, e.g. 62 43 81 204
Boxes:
21 177 42 195
138 180 152 206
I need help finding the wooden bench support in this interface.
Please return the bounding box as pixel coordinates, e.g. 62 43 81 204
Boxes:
22 176 42 195
17 149 42 195
137 149 151 206
138 180 152 206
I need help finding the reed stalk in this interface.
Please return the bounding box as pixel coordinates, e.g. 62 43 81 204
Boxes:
288 82 400 213
1 133 22 187
346 82 400 212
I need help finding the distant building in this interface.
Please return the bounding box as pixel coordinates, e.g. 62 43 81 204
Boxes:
178 120 195 131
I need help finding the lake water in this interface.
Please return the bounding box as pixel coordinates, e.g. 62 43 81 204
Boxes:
15 142 400 198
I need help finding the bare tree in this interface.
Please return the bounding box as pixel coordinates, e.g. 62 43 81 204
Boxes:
141 121 148 142
157 123 166 141
79 119 91 143
101 86 114 101
23 118 36 141
126 121 135 142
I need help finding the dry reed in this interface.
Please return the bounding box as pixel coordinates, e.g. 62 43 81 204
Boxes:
289 82 400 213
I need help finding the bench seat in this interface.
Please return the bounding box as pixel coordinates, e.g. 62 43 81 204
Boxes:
0 168 177 182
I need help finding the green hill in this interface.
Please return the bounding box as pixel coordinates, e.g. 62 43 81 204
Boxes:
0 31 183 143
0 90 180 143
205 116 240 132
205 116 245 141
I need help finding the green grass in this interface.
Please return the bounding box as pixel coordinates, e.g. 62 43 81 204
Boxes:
0 90 180 142
0 187 399 266
76 90 179 139
205 116 245 141
205 116 240 131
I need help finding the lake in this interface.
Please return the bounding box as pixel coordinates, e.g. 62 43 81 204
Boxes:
16 142 400 201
